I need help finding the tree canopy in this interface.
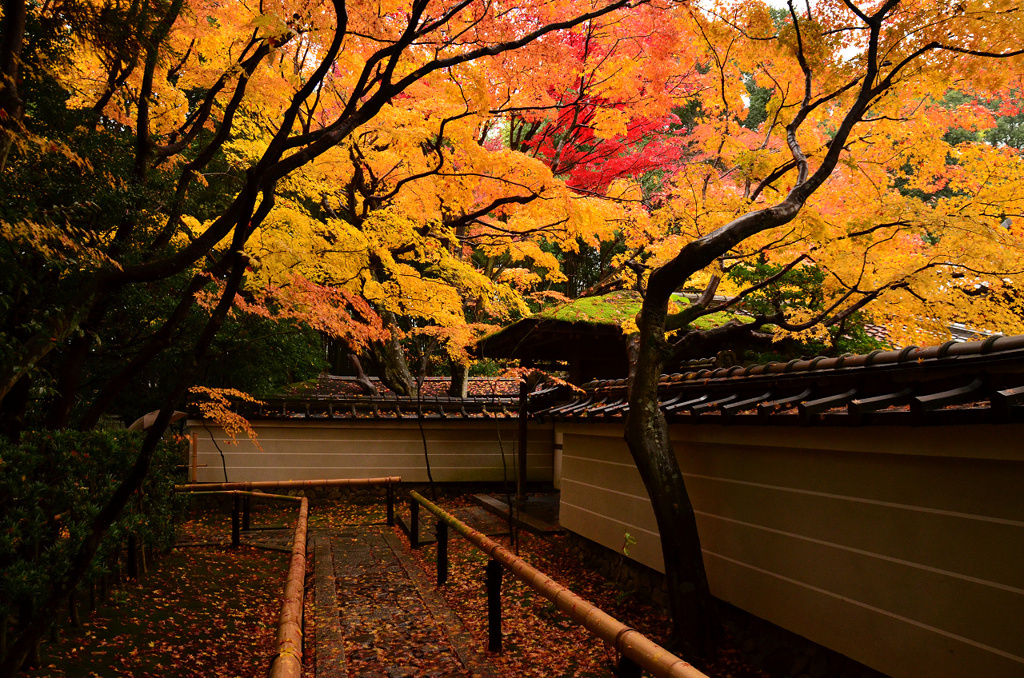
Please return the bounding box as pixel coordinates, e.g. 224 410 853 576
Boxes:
2 0 1024 671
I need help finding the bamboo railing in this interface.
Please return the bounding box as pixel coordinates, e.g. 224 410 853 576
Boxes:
175 476 402 492
408 490 710 678
268 495 308 678
177 477 402 678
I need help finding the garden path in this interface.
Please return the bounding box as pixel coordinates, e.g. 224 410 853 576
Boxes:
313 524 499 678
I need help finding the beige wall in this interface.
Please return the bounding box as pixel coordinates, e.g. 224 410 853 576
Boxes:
557 423 1024 678
188 418 553 484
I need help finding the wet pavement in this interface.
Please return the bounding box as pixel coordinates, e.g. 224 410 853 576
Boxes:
313 525 497 678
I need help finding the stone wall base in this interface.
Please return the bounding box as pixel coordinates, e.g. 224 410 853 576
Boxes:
564 533 890 678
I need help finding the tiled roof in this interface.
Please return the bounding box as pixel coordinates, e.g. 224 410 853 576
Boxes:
534 334 1024 426
283 375 521 398
238 376 523 421
245 396 522 421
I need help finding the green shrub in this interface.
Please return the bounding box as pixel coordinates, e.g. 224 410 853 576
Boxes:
0 430 187 623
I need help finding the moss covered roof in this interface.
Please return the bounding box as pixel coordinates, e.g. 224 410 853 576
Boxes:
535 290 642 327
474 289 753 369
533 289 747 332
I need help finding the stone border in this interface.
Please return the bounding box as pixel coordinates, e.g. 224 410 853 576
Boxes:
313 532 347 678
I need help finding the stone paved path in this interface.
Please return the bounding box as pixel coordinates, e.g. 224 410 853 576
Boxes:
314 526 497 678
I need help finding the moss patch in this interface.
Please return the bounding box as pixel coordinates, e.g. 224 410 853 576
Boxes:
535 291 749 332
689 310 754 330
537 290 642 327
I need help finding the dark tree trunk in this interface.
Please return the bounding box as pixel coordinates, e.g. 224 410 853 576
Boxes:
448 361 469 398
15 602 36 671
0 374 29 442
46 332 93 430
371 311 415 396
127 534 139 579
347 354 379 396
624 296 717 659
517 380 529 501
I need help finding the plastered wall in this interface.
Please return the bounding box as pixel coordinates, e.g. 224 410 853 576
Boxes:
557 422 1024 678
188 418 554 484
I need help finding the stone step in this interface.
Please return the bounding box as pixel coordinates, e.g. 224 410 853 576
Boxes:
470 494 563 535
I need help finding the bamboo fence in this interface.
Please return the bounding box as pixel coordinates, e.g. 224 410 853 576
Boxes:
409 490 710 678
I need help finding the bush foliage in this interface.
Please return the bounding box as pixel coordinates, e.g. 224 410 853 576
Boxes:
0 430 187 623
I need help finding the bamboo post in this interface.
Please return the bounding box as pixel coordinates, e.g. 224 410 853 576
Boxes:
231 495 241 547
409 497 420 548
386 482 394 526
189 432 198 482
486 559 502 652
127 534 139 579
517 381 529 502
436 520 448 586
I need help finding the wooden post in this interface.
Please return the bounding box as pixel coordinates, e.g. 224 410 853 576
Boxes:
68 593 80 628
386 482 394 526
486 559 502 653
614 655 642 678
436 520 448 586
126 534 139 579
410 497 420 548
242 495 251 531
517 381 529 502
232 494 240 547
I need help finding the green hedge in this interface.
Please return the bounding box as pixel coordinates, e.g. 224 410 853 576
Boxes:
0 430 187 621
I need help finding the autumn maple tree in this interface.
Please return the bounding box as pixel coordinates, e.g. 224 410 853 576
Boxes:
238 4 695 394
0 0 665 673
612 0 1024 657
3 0 1024 671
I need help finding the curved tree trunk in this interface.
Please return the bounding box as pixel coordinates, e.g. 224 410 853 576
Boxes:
624 293 717 659
347 353 379 396
371 310 416 396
